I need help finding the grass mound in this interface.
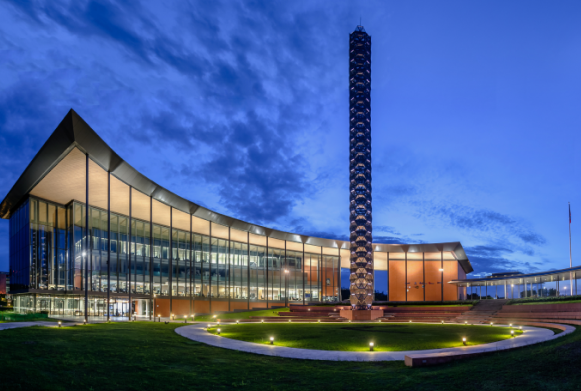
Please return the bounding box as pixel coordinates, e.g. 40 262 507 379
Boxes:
207 323 523 351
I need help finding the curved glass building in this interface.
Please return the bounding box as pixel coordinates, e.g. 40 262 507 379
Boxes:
1 110 472 317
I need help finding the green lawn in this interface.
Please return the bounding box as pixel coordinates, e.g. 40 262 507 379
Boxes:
0 312 59 323
188 308 290 322
516 300 581 305
0 322 579 390
207 323 521 351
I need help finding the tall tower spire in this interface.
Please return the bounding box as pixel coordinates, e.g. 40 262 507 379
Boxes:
348 26 373 310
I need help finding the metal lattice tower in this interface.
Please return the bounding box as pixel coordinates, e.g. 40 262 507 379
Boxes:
349 25 373 310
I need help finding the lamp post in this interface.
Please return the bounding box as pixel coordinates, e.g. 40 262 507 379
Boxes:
284 269 289 307
153 294 156 322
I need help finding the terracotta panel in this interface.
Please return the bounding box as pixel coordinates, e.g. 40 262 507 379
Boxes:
211 301 229 313
193 300 210 315
407 261 424 301
251 302 267 309
425 260 442 301
229 301 250 311
172 299 192 317
154 298 170 317
443 260 459 300
389 260 406 301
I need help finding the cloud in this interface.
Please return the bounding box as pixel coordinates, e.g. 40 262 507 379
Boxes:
464 244 544 277
421 204 546 246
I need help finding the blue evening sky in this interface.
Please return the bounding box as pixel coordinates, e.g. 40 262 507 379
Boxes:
0 1 579 291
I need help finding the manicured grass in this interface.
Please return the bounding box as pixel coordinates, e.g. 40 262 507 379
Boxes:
207 323 521 351
0 312 58 323
0 322 579 390
188 308 290 322
516 300 581 305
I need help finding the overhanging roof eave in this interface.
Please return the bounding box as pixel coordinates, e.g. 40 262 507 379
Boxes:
0 109 472 264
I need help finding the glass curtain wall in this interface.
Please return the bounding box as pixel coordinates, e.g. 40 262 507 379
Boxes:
14 196 341 313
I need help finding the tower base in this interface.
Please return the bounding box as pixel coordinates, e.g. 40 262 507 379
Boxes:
340 309 383 321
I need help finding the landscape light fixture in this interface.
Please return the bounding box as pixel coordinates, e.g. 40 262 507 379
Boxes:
288 319 291 323
409 320 412 323
270 337 274 345
491 322 494 326
509 323 513 328
83 319 87 325
511 330 515 337
464 321 467 324
58 321 62 328
349 320 352 323
158 314 161 322
236 320 239 324
207 324 211 328
462 337 467 346
213 315 217 318
369 342 374 351
441 320 444 324
318 319 321 323
261 320 264 323
217 328 221 335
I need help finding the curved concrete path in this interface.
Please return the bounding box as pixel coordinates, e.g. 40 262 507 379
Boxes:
175 322 575 362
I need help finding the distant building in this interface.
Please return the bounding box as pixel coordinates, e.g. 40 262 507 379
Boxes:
0 271 8 295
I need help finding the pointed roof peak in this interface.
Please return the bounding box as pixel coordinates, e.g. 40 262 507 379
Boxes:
355 25 366 33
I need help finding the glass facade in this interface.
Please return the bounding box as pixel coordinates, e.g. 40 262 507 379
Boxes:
10 196 341 315
459 270 581 300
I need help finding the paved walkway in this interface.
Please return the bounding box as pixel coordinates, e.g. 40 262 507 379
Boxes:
175 322 575 362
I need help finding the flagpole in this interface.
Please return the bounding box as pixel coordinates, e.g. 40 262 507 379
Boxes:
569 202 573 296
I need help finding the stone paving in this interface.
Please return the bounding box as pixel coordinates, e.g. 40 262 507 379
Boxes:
175 322 575 362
